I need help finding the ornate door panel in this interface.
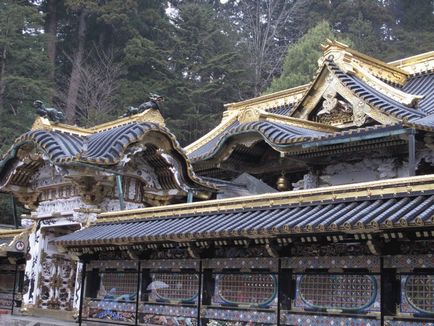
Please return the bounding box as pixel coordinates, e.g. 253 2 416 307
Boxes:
37 252 76 311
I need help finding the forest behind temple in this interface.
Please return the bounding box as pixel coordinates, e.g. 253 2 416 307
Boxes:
0 0 433 152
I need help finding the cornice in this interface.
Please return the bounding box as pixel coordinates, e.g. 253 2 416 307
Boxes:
260 112 337 132
98 174 434 223
224 84 308 112
321 39 408 85
389 50 434 74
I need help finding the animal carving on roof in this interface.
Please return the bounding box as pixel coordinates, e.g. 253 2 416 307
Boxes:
33 100 65 123
122 93 164 117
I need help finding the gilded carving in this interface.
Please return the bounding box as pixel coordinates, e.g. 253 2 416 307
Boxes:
318 91 338 116
353 101 368 127
31 117 53 132
15 191 40 209
238 108 262 123
315 91 354 126
68 176 114 205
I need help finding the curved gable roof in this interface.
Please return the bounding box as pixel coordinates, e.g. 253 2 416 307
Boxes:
0 118 214 192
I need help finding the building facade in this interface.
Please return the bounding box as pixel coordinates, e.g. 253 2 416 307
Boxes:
1 41 434 325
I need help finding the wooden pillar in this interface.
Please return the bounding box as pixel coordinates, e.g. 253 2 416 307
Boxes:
197 260 203 326
277 258 281 326
134 262 141 326
408 129 416 176
78 262 86 326
200 267 213 326
278 262 292 326
11 263 18 314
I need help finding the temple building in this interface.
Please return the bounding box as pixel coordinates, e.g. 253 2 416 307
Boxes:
0 41 434 325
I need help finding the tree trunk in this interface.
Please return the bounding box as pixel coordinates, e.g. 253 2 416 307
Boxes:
45 0 57 81
0 46 7 112
65 9 87 122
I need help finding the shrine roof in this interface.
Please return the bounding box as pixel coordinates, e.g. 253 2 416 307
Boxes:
54 174 434 246
0 109 214 192
403 71 434 115
185 42 434 162
325 60 425 121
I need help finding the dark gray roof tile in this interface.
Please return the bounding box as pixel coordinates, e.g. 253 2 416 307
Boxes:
55 192 434 246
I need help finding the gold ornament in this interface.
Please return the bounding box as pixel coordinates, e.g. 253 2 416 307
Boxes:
276 173 289 191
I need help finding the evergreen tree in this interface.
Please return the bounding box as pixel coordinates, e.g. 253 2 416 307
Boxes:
0 0 52 153
267 21 348 93
386 0 434 60
166 3 247 144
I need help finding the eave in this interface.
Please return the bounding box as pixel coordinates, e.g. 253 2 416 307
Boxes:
97 174 434 223
53 174 434 247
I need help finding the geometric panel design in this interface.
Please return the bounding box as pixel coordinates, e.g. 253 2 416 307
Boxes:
294 274 381 312
283 256 380 270
401 274 434 314
204 308 276 324
149 273 199 303
213 273 278 308
384 255 434 269
281 313 381 326
389 322 434 326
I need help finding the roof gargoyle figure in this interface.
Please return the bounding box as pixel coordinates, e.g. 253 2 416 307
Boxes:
122 93 164 118
139 93 164 111
33 100 65 123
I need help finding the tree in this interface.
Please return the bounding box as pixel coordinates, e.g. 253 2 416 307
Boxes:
386 0 434 60
0 0 52 153
56 48 122 127
165 3 248 144
63 1 90 122
267 21 346 93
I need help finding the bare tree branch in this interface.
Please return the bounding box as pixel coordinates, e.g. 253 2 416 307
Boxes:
56 46 122 127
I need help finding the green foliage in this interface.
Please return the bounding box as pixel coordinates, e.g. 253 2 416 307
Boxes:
0 193 16 226
0 0 433 152
0 0 53 154
267 21 350 93
384 0 434 61
164 3 249 144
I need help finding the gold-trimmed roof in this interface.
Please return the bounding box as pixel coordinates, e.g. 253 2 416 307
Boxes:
184 86 333 155
184 111 239 155
97 174 434 223
31 108 165 135
224 84 308 112
185 42 434 157
320 39 409 85
0 228 26 238
389 50 434 74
